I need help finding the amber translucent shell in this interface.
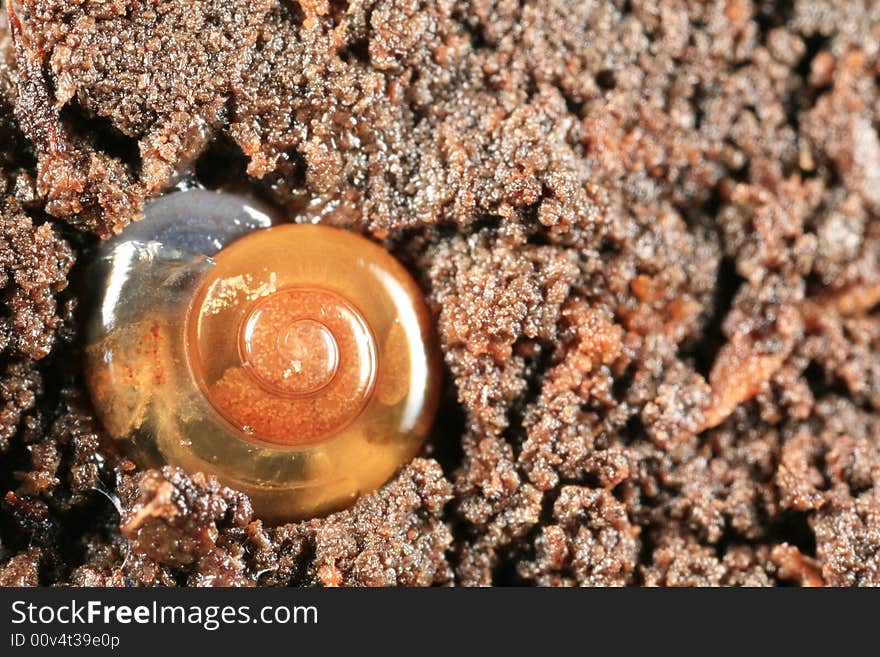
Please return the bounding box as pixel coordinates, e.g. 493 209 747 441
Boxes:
85 210 440 522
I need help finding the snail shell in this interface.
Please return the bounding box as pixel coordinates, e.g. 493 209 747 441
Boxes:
85 189 441 522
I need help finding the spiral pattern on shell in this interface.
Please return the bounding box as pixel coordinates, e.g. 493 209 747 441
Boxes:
84 189 441 522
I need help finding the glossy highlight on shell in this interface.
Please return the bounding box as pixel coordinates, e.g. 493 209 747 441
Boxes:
84 189 441 522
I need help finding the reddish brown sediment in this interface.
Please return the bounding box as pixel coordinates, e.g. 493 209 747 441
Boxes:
0 0 880 586
203 285 377 445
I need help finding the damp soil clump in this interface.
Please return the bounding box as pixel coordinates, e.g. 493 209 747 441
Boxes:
1 0 880 586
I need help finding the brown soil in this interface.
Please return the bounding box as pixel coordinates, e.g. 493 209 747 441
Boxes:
1 0 879 586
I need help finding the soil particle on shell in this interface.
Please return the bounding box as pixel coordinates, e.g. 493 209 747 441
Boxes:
1 0 880 586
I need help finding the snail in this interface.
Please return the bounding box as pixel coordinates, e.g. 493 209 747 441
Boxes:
84 188 441 523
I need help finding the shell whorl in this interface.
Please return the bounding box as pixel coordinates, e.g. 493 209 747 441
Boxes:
85 189 440 522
